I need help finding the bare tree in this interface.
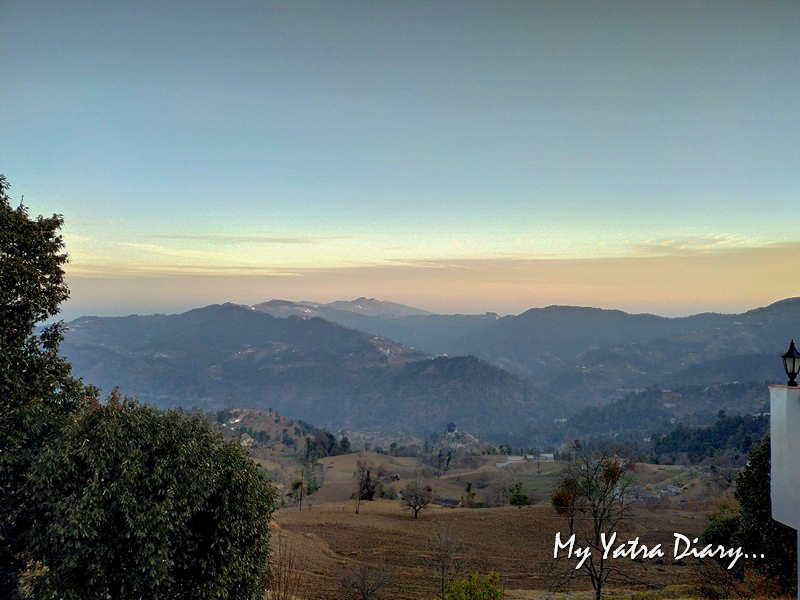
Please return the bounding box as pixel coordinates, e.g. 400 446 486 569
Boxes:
266 531 308 600
429 520 468 600
430 450 452 479
339 563 394 600
401 472 432 518
488 468 513 507
354 460 369 515
550 440 637 600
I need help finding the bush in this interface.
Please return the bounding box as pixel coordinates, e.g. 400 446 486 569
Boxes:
447 571 504 600
508 482 530 507
23 393 276 599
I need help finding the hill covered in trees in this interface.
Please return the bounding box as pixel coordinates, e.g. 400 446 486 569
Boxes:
61 295 799 443
527 382 769 445
60 304 547 440
253 297 799 412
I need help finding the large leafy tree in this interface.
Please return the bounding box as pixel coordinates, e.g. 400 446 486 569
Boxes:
733 435 797 593
2 175 276 597
24 393 275 599
0 175 86 596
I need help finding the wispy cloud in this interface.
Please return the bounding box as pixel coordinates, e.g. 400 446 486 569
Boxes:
145 234 321 245
633 234 769 256
67 262 303 277
117 242 215 260
65 240 800 319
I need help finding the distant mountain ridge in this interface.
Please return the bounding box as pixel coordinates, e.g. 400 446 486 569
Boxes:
252 297 432 320
251 298 500 355
60 297 800 444
61 303 544 441
250 296 800 411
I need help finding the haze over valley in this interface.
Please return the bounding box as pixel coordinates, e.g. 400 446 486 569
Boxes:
60 296 796 446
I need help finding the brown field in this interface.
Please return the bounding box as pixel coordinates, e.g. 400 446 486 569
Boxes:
270 453 732 599
275 501 711 599
311 452 725 510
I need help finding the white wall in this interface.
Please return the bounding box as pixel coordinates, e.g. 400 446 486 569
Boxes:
770 385 800 530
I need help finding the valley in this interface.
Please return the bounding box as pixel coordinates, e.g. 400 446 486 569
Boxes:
53 297 796 597
59 297 798 447
267 450 721 599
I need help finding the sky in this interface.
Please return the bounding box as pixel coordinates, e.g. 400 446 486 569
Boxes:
2 1 799 320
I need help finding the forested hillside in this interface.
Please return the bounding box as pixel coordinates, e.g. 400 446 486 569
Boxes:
61 304 547 440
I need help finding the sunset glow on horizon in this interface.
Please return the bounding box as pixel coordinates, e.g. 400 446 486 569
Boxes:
2 1 798 320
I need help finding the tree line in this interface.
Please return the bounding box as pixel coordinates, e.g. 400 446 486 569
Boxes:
651 411 768 465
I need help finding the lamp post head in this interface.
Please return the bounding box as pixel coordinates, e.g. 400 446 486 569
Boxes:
781 339 800 387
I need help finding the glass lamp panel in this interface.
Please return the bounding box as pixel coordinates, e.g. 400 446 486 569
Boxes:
784 355 800 376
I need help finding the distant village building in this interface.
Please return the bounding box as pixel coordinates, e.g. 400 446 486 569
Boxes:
495 455 527 467
496 453 554 467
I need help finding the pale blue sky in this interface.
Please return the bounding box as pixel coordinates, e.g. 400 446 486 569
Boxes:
2 1 798 317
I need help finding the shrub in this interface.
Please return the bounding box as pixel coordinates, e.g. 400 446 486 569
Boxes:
447 571 504 600
508 482 530 507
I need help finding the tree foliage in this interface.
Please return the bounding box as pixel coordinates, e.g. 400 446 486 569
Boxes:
0 175 87 596
2 174 277 597
652 412 768 464
550 477 580 535
703 435 797 594
24 392 276 599
354 459 384 514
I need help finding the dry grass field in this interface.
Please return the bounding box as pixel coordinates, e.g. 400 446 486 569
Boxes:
274 500 712 599
269 453 735 599
312 452 725 509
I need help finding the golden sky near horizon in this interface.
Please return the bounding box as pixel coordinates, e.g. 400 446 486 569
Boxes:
62 238 799 319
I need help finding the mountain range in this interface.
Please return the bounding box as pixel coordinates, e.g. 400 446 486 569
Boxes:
59 297 800 443
252 297 799 411
61 303 542 440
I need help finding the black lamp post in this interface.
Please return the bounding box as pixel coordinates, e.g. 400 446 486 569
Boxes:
781 339 800 387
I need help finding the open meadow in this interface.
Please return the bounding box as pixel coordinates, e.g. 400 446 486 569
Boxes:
270 452 729 599
274 500 710 599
